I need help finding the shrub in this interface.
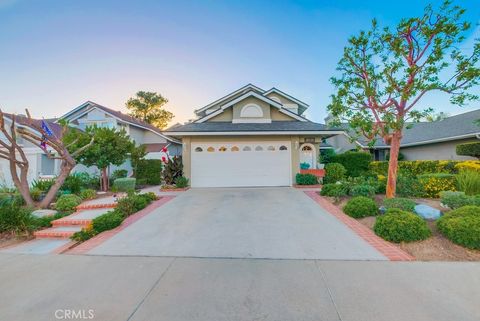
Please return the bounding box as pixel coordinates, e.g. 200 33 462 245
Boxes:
113 178 136 192
396 175 425 197
320 148 336 164
455 160 480 172
383 197 416 212
440 191 476 209
369 160 460 177
418 173 456 198
437 206 480 249
320 183 348 198
92 210 124 233
343 196 378 218
111 169 128 180
456 142 480 159
79 189 96 200
115 192 153 217
456 170 480 195
136 159 162 185
374 208 431 243
30 188 43 202
175 176 189 188
163 156 183 185
324 163 346 184
331 151 372 177
71 228 96 242
31 179 55 192
61 173 85 194
0 202 35 233
55 194 82 212
295 173 318 185
141 192 158 202
349 184 376 198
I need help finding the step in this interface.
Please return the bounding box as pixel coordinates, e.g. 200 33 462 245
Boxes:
76 203 116 210
34 226 83 239
52 208 112 226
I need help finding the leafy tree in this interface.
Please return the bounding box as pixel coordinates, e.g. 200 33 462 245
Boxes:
67 126 134 191
328 1 480 198
425 111 449 122
126 91 174 129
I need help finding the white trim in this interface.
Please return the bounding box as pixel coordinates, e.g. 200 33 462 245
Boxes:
232 118 272 123
194 84 265 114
165 130 344 136
263 88 309 108
195 91 308 123
240 103 263 118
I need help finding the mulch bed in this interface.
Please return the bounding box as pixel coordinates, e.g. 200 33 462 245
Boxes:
325 194 480 261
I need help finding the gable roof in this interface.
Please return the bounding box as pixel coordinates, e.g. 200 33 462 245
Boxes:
263 87 309 115
345 109 480 148
59 101 180 143
195 90 309 123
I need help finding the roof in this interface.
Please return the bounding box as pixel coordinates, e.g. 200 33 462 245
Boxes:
144 143 168 153
59 101 180 144
345 109 480 148
164 121 342 135
3 113 63 138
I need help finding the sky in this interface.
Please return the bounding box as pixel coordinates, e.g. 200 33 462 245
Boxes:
0 0 478 125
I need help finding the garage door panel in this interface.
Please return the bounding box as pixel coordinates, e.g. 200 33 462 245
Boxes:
191 142 291 187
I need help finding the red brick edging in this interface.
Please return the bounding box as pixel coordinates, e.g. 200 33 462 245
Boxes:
293 184 323 189
65 196 175 254
160 187 190 192
304 191 414 261
76 203 117 210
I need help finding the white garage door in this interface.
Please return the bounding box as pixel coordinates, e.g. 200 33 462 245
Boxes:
191 141 292 187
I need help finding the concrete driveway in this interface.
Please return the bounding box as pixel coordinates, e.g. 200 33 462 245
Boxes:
88 188 384 260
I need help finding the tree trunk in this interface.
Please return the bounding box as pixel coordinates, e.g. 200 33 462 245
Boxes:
37 162 73 209
101 167 109 192
385 130 402 198
9 161 35 207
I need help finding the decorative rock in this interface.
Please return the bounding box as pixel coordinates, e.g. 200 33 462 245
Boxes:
32 209 57 218
414 204 442 220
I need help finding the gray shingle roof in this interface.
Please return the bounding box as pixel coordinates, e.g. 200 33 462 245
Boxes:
347 109 480 148
165 121 340 133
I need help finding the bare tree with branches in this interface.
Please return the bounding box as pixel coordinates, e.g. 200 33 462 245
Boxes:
0 109 93 208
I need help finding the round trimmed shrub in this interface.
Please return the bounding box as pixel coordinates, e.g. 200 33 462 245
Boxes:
320 183 348 197
324 163 346 184
79 189 97 200
374 208 431 243
55 194 82 212
437 206 480 249
343 196 378 218
383 197 416 212
349 184 376 198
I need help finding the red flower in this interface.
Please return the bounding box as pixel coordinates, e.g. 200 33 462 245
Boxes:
161 156 167 163
161 146 168 153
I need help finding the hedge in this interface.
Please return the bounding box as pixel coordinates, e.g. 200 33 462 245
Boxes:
331 151 372 177
456 142 480 159
113 178 136 192
323 163 346 184
136 159 162 185
295 173 318 185
369 160 462 176
418 173 456 198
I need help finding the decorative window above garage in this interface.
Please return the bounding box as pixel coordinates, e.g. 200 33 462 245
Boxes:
240 104 263 118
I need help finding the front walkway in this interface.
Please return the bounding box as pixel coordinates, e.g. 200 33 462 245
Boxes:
86 187 386 260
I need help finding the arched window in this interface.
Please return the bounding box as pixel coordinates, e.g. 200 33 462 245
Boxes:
269 96 282 104
302 145 313 151
207 147 215 152
194 147 203 152
255 146 263 151
219 146 227 152
243 146 251 151
231 146 239 152
279 145 288 151
267 146 275 151
240 104 263 118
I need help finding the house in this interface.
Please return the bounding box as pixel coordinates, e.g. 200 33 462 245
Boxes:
59 101 182 175
326 109 480 161
164 84 343 187
0 114 63 186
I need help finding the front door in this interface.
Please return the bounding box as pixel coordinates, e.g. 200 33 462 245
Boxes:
300 144 315 169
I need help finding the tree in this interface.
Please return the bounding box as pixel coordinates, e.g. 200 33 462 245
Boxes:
456 142 480 159
425 111 449 122
0 110 93 208
328 1 480 198
67 126 134 191
126 91 174 129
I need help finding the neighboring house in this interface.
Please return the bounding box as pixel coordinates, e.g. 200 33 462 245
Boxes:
164 84 343 187
58 101 182 175
326 109 480 161
0 114 63 187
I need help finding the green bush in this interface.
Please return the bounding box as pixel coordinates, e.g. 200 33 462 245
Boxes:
141 192 158 202
324 163 346 184
55 194 82 212
31 179 55 192
320 183 348 198
30 188 43 202
295 173 318 185
92 210 124 233
111 169 128 180
418 173 456 198
374 208 431 243
320 148 336 164
369 160 460 177
61 173 85 194
456 142 480 159
456 170 480 195
437 206 480 249
440 191 477 209
113 178 136 192
343 196 378 218
331 151 372 177
396 175 425 197
0 201 35 233
79 189 97 200
163 156 183 185
136 159 163 185
71 229 96 242
175 176 189 188
116 192 153 217
383 197 416 212
349 184 376 198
